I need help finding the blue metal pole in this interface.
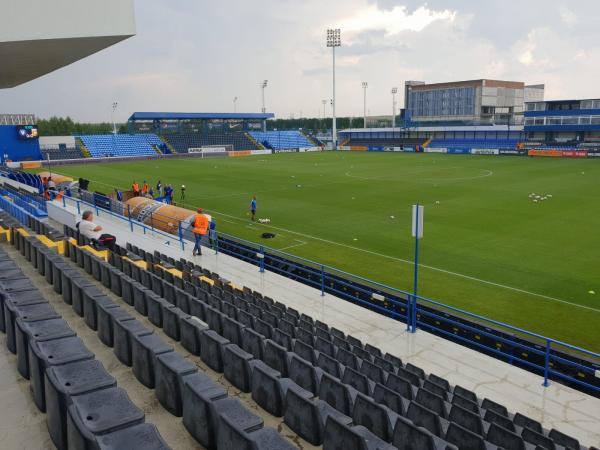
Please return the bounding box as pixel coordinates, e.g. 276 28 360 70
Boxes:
412 203 420 333
150 212 154 234
543 340 551 387
259 246 265 273
76 200 81 214
321 265 325 296
178 221 184 251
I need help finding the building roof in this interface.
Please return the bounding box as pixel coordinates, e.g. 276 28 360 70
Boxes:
409 79 525 91
128 112 275 121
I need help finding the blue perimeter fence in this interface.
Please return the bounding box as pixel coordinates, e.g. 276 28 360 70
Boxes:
2 171 599 398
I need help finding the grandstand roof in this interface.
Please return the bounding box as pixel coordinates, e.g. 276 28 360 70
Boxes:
128 112 275 121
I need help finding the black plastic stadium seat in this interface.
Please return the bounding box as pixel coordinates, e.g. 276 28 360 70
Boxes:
486 422 526 450
264 339 291 376
385 372 414 400
242 327 266 360
96 423 171 450
15 317 75 379
317 352 344 378
521 428 556 450
319 372 358 416
392 415 457 450
220 415 296 450
179 316 208 356
28 336 95 412
342 366 374 396
162 305 186 341
449 404 484 435
251 361 294 417
484 409 516 432
513 412 543 433
453 385 478 403
4 302 59 354
222 316 245 346
289 353 323 395
452 393 481 414
182 373 227 447
360 359 387 385
131 333 174 388
83 294 117 331
66 387 145 450
45 359 117 450
406 401 444 437
284 383 351 445
548 428 580 450
352 392 400 442
373 383 406 415
97 306 133 347
146 291 168 327
423 379 449 400
113 319 152 366
155 351 198 416
293 339 316 364
416 388 448 418
481 398 508 417
200 329 230 372
323 415 396 450
223 344 259 393
445 422 488 450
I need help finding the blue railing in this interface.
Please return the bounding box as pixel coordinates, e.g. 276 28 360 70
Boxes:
3 178 599 397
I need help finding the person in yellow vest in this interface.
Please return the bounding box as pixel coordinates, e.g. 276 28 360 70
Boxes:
132 180 140 196
192 207 209 256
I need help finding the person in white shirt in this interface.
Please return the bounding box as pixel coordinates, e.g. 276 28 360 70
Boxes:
77 210 116 250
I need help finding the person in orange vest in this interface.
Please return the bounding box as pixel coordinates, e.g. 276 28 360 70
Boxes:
192 207 209 256
132 180 140 196
142 180 149 195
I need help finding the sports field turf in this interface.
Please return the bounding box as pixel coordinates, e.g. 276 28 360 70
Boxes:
50 152 600 352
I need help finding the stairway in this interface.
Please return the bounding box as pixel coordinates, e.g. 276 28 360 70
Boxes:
76 138 91 158
245 132 264 150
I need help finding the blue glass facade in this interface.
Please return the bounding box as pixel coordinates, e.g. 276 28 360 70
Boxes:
409 87 476 118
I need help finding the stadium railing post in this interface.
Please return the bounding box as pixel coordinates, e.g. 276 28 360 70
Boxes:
127 205 133 232
76 200 81 215
258 247 265 273
320 266 325 296
150 212 154 235
178 221 184 251
62 196 66 208
543 340 551 387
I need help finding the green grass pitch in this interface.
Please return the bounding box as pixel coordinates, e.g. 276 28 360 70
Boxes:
49 152 600 352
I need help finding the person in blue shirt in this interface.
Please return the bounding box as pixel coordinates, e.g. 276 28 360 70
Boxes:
250 196 257 221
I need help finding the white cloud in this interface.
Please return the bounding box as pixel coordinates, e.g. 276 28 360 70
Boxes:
338 5 455 38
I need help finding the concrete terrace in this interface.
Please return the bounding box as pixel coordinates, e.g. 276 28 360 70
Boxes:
38 197 600 447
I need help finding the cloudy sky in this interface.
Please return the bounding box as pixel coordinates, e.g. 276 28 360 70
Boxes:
2 0 600 122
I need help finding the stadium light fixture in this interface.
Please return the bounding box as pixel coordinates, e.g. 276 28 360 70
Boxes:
391 87 398 130
261 80 268 114
326 28 341 149
362 82 368 128
111 102 118 134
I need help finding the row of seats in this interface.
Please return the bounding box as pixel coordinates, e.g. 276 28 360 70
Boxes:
428 139 520 149
346 138 427 148
0 219 171 450
249 131 313 149
41 147 85 160
117 239 594 450
160 132 260 152
58 227 296 450
76 134 162 158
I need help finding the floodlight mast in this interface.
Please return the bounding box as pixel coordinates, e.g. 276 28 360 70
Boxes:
233 96 238 113
327 29 340 149
362 82 368 128
111 102 118 134
391 87 398 130
260 80 268 131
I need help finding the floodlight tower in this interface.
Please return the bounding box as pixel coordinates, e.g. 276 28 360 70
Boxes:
233 96 238 113
111 102 118 134
362 82 368 128
391 87 398 130
260 80 268 113
327 29 341 149
322 99 327 119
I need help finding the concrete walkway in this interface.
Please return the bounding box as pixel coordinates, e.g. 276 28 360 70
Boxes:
48 199 600 447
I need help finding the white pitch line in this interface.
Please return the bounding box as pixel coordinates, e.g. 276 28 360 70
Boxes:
278 239 307 251
208 209 600 313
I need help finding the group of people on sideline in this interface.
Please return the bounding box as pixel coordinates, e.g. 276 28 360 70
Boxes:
131 179 178 204
41 175 69 201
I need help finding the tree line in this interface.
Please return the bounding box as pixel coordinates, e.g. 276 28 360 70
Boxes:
37 116 126 136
